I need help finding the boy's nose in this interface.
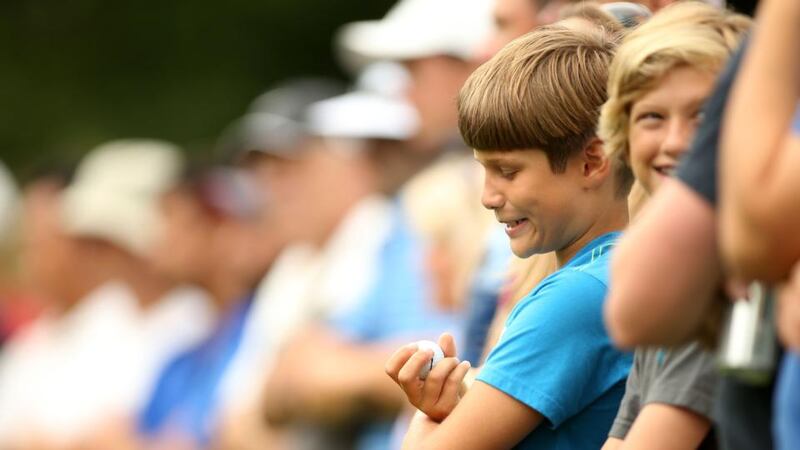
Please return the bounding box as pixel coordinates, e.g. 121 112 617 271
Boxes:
481 181 504 211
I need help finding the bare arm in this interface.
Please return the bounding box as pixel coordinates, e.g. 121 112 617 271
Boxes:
402 381 543 450
618 403 711 449
605 179 721 348
720 0 800 281
263 326 405 425
602 437 623 450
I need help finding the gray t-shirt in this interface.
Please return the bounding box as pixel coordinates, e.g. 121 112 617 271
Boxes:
608 342 718 448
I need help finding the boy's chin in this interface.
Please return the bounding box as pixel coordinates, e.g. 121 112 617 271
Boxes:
510 242 539 259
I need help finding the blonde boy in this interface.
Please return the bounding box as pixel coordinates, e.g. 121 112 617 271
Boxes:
597 3 750 449
386 26 632 449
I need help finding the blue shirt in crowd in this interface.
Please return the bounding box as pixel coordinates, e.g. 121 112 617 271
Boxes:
138 294 255 448
329 200 461 450
477 232 632 449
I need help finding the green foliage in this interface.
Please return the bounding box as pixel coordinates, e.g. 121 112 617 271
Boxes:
0 0 393 181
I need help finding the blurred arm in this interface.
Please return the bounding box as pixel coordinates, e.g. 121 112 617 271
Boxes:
263 325 405 426
618 403 711 449
605 179 721 348
720 0 800 281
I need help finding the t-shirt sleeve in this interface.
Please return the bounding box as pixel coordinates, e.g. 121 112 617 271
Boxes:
608 351 643 439
477 270 631 428
642 343 718 419
676 36 749 207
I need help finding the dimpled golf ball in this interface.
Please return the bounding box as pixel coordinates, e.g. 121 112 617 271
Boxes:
416 340 445 380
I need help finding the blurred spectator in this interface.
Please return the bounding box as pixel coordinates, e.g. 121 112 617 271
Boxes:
600 2 653 28
257 65 466 450
134 166 280 449
0 161 34 348
337 0 493 152
717 1 800 448
0 140 213 448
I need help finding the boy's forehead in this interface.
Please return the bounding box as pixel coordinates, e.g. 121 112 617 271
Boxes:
473 148 530 164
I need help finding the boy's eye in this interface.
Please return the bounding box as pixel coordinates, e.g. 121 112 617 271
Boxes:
499 168 518 179
635 111 663 123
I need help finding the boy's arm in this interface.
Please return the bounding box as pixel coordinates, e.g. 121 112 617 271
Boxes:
720 0 800 281
618 404 710 450
605 179 721 348
402 381 543 450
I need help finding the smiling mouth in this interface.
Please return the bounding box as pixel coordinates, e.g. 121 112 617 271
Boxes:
502 218 529 237
654 166 675 176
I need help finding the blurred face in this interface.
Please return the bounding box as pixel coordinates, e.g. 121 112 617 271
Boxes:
477 0 540 61
628 66 716 194
475 149 585 258
248 140 369 246
19 183 85 308
404 56 474 147
150 190 214 282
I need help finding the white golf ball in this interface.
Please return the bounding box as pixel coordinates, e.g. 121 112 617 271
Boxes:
416 340 445 380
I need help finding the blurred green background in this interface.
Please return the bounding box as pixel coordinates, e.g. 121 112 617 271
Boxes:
0 0 394 180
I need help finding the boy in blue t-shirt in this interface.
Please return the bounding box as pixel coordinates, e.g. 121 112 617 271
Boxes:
384 26 633 449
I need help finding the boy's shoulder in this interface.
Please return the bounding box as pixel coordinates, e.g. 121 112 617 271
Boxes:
539 232 619 291
507 232 620 322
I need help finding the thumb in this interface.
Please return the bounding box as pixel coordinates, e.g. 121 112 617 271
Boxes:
439 332 457 358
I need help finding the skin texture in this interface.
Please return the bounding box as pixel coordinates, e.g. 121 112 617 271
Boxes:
475 0 541 62
404 56 476 150
719 0 800 282
386 140 628 449
778 263 800 352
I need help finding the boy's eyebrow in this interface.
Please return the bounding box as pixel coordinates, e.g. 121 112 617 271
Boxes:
474 153 518 166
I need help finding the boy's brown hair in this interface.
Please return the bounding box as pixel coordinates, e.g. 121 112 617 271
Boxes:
458 25 632 195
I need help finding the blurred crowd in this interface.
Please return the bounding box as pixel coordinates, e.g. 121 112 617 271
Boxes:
0 0 796 449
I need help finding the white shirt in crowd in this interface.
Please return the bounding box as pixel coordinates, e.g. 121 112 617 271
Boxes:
0 281 213 444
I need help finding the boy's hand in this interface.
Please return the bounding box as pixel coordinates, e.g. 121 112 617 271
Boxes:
385 333 471 422
778 262 800 352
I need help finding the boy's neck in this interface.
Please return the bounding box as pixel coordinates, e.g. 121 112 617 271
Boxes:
555 199 629 267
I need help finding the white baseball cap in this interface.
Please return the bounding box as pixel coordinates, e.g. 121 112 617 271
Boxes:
307 92 419 141
337 0 495 69
307 63 419 141
61 139 184 256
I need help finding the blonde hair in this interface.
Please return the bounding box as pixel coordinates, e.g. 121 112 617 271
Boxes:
599 2 751 164
458 26 616 173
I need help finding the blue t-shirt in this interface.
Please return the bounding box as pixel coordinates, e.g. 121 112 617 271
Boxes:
329 200 460 344
138 294 254 447
477 232 632 449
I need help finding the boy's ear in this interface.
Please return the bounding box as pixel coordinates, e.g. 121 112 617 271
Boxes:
579 137 612 190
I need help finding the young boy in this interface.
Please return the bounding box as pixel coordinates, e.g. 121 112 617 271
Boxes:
385 26 633 449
